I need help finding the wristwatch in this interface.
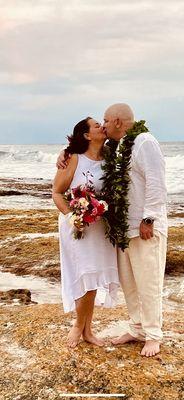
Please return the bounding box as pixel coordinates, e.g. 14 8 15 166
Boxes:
142 217 154 225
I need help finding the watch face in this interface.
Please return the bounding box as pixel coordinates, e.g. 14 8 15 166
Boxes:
144 218 154 224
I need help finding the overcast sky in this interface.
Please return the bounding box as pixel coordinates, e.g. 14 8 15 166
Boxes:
0 0 184 144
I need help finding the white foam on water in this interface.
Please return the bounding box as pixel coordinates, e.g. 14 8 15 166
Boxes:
0 271 61 304
0 232 58 247
0 213 48 220
0 194 54 210
0 143 183 211
165 154 184 195
0 144 64 180
0 144 183 191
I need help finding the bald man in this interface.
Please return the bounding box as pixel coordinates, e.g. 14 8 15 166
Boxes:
56 103 167 357
103 103 167 357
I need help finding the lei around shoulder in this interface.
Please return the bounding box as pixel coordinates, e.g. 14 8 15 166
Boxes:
101 120 149 251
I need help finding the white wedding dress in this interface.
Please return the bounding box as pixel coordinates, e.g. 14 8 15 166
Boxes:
59 154 119 312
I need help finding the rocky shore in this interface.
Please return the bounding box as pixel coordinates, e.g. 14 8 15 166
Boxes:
0 178 52 199
0 304 183 400
0 208 183 399
0 209 183 282
0 209 59 281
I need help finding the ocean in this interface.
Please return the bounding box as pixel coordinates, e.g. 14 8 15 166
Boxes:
0 142 184 223
0 143 183 307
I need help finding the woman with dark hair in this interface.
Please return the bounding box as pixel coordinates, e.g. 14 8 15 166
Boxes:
52 117 119 348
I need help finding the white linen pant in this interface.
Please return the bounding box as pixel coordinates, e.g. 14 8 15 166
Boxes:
117 231 167 341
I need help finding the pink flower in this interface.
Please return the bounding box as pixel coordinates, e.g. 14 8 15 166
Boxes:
91 207 98 216
70 199 79 208
91 197 106 216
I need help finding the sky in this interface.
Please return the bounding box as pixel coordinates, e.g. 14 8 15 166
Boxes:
0 0 184 144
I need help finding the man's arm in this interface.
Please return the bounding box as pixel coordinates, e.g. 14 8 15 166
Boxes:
56 142 112 169
135 139 167 240
56 150 71 169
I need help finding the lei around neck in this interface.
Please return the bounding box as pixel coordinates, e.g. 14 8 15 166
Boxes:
101 120 149 251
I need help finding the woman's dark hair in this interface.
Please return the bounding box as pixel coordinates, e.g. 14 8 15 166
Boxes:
64 117 92 160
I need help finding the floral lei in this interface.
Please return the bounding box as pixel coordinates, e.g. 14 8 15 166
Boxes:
101 120 149 251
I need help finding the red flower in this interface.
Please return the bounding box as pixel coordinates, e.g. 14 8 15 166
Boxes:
83 213 95 223
97 203 105 215
80 187 87 197
72 187 82 198
91 197 100 207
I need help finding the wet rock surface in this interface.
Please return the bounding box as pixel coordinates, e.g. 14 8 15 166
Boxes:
0 209 60 280
0 304 183 400
0 208 183 399
0 289 36 305
0 178 52 198
165 226 184 275
0 209 183 281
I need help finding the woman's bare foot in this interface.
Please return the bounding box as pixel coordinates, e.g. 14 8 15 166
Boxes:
141 340 160 357
111 332 138 345
83 332 105 346
67 326 83 348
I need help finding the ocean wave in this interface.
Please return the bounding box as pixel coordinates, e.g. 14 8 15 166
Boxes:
36 151 58 163
0 147 183 196
0 151 9 158
165 155 184 194
0 149 58 163
0 148 183 165
165 154 184 169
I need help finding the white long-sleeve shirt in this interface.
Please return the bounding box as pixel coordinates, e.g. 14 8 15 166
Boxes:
127 132 168 238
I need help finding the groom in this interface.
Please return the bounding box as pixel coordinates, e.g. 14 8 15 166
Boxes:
57 103 167 357
103 103 167 357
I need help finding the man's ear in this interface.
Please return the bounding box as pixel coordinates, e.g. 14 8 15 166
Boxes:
114 118 121 129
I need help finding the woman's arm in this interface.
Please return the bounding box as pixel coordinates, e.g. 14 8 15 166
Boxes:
52 154 78 213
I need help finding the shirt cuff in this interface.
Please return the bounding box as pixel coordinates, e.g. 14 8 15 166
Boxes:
142 208 158 220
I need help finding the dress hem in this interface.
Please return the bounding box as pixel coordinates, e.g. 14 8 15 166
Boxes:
62 273 119 313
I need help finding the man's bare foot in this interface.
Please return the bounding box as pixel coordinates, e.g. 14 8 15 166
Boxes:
141 340 160 357
83 332 105 347
111 332 138 345
67 326 83 348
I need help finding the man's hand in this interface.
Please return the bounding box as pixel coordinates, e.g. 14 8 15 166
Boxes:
139 221 154 240
56 150 71 169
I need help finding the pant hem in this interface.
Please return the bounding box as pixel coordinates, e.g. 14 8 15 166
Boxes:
127 326 145 341
145 337 163 343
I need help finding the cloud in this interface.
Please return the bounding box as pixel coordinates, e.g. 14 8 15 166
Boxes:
0 0 183 143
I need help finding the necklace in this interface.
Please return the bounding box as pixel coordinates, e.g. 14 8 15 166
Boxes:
101 120 149 251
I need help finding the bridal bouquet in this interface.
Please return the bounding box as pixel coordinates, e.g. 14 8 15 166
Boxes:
64 173 108 239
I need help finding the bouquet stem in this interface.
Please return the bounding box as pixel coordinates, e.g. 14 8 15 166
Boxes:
73 229 84 239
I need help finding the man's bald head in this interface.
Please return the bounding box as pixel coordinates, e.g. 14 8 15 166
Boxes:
103 103 134 141
105 103 134 122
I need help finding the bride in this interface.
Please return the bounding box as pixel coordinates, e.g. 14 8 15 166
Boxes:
52 117 119 348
